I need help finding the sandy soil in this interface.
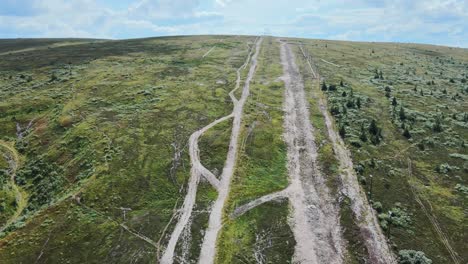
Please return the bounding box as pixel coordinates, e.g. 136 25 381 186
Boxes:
280 40 344 264
308 57 397 264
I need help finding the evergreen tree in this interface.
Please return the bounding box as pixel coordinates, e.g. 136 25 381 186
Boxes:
369 119 379 135
356 97 361 108
321 81 328 91
370 131 382 145
392 97 397 106
399 107 406 121
374 69 379 79
403 128 411 138
359 123 367 142
433 118 443 132
339 125 346 138
368 120 383 144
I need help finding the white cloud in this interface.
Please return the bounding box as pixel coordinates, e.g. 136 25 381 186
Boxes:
215 0 233 7
0 0 216 38
0 0 466 47
127 0 201 19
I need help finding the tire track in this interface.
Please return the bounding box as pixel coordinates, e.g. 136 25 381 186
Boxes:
298 45 397 263
202 46 216 58
280 40 344 264
198 37 263 264
159 37 259 264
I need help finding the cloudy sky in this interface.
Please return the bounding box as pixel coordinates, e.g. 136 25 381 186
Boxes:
0 0 467 47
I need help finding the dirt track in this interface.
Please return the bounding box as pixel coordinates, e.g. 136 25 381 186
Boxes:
305 54 397 263
159 38 259 264
280 41 344 264
159 114 232 264
198 37 263 264
162 38 397 264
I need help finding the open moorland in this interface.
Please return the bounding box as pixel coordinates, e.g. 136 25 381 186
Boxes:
0 36 466 264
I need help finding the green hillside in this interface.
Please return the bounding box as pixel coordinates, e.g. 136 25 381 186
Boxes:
0 36 466 264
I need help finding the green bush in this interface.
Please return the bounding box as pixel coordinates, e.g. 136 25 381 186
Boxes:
16 156 64 209
398 250 432 264
372 201 383 213
378 203 412 231
330 105 340 116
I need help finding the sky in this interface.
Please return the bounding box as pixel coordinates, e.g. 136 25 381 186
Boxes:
0 0 467 47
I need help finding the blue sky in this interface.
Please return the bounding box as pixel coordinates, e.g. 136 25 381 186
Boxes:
0 0 467 47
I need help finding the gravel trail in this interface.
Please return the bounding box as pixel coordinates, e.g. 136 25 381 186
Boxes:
299 46 397 263
280 40 344 264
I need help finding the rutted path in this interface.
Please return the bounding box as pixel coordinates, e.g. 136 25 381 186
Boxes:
202 46 216 58
0 140 28 233
279 41 344 264
231 187 290 218
159 37 260 264
230 40 346 263
299 46 397 263
198 37 263 264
